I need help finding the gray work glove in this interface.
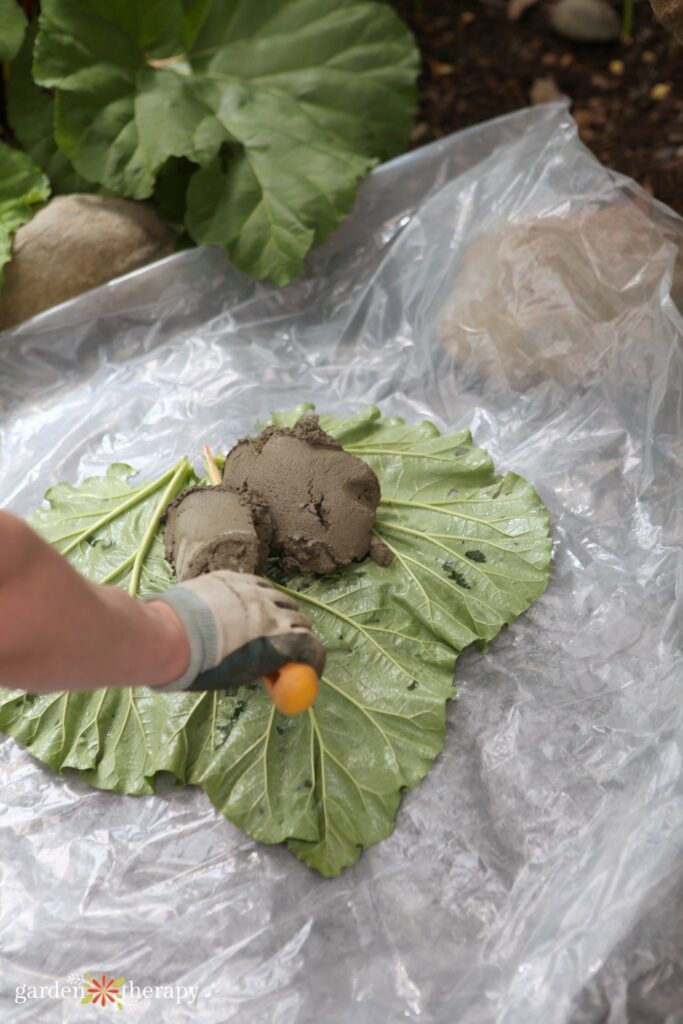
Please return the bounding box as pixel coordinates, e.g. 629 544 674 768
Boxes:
151 571 325 692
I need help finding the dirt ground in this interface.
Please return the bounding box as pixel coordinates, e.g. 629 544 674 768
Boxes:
393 0 683 216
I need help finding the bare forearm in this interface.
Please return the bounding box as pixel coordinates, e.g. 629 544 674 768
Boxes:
0 512 189 692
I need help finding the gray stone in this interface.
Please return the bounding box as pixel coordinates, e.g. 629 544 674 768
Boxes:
550 0 621 42
0 195 176 331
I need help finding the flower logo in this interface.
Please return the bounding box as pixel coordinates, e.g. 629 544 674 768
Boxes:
81 974 125 1009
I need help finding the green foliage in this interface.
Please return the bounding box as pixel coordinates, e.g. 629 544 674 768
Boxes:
0 408 551 875
0 0 26 61
0 0 419 287
0 141 50 286
7 25 100 195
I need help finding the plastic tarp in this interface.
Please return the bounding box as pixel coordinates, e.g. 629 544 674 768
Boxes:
1 104 682 1023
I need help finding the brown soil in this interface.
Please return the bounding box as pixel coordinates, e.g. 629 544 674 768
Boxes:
392 0 683 215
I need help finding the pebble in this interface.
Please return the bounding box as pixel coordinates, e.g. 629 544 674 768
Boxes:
650 82 672 100
550 0 621 43
530 76 564 104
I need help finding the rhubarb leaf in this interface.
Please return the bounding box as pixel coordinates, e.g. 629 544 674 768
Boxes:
0 409 551 875
33 0 418 284
0 0 25 61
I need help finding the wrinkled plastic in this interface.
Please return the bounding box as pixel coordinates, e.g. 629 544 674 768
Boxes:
1 104 682 1023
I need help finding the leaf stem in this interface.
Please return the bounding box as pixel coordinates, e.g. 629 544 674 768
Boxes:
345 446 457 462
61 465 182 556
622 0 634 41
100 550 136 586
203 444 222 485
128 458 192 598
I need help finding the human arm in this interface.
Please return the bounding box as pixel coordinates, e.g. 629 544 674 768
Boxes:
0 511 324 694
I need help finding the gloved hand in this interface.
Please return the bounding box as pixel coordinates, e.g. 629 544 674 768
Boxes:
150 571 325 692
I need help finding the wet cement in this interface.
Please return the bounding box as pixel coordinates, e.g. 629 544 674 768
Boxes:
164 485 272 581
223 417 392 574
165 416 393 578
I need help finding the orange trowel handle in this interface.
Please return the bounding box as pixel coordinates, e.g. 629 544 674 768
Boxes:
263 662 320 716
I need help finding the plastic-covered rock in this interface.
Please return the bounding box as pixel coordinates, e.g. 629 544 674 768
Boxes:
440 201 680 389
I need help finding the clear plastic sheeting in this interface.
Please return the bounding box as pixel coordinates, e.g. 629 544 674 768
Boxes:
1 104 682 1023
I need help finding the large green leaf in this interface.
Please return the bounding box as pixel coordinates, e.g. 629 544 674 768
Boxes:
0 408 551 875
0 141 50 288
7 25 100 195
0 0 25 61
33 0 418 285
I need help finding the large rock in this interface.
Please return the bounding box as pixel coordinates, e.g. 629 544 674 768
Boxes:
0 195 176 331
550 0 621 42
